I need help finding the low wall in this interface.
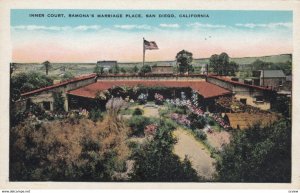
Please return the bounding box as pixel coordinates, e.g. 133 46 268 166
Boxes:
97 74 206 81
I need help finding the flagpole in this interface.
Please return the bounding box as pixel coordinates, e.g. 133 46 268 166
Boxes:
143 37 145 67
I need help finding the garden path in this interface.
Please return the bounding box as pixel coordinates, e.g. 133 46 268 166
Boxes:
129 104 165 118
173 127 216 180
205 130 231 151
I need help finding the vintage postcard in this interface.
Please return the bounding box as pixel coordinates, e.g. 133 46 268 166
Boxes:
0 0 300 190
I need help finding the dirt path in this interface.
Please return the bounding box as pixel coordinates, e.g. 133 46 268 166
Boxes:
206 130 231 151
173 128 216 180
130 104 165 118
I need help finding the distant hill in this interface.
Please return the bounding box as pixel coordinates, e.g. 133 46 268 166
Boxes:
12 54 292 77
229 54 292 65
119 54 292 67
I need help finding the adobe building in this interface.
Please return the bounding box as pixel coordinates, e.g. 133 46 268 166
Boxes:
252 70 286 90
207 75 277 110
67 79 232 112
17 73 278 113
19 74 97 112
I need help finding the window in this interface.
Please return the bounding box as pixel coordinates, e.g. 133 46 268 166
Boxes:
255 96 264 102
43 101 51 111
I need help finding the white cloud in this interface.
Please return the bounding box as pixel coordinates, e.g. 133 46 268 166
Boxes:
235 22 292 29
73 25 101 31
159 23 180 28
187 22 226 28
11 25 101 31
113 24 151 30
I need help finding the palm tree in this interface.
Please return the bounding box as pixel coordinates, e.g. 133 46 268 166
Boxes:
43 61 50 75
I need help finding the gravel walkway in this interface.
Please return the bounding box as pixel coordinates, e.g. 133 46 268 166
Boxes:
173 128 216 180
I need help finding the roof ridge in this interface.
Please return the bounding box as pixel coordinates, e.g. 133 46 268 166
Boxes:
21 73 97 97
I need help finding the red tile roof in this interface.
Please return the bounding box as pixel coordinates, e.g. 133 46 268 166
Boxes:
21 73 97 97
68 80 231 99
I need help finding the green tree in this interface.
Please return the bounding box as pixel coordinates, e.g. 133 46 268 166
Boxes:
216 119 291 182
140 65 152 74
120 67 126 74
228 61 239 76
94 64 104 75
271 95 291 118
209 54 220 74
132 65 139 74
282 61 292 75
209 53 238 76
219 52 229 75
111 64 120 74
251 59 264 71
10 72 53 102
61 72 74 81
130 123 199 181
188 64 195 74
176 50 193 74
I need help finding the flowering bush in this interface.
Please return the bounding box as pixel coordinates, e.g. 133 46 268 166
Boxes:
166 97 230 129
194 129 207 140
144 124 158 136
154 93 164 105
138 93 148 104
171 113 190 126
211 114 231 129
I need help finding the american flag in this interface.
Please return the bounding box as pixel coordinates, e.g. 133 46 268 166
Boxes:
144 39 158 50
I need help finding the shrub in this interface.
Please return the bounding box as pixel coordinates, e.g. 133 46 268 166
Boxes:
189 113 206 130
10 114 130 181
10 72 53 102
159 108 169 117
208 119 216 126
128 116 151 136
216 120 291 182
140 65 151 74
172 106 186 114
162 118 177 131
130 123 199 182
194 129 207 140
89 108 103 122
132 108 143 116
53 92 65 112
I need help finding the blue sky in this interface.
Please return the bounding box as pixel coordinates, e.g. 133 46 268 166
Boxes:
11 9 292 30
11 9 293 62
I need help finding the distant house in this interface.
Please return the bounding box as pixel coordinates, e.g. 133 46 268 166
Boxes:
252 70 286 89
151 65 174 75
97 60 117 72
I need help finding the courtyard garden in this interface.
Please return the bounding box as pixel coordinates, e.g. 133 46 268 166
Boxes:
107 87 233 180
10 83 291 182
